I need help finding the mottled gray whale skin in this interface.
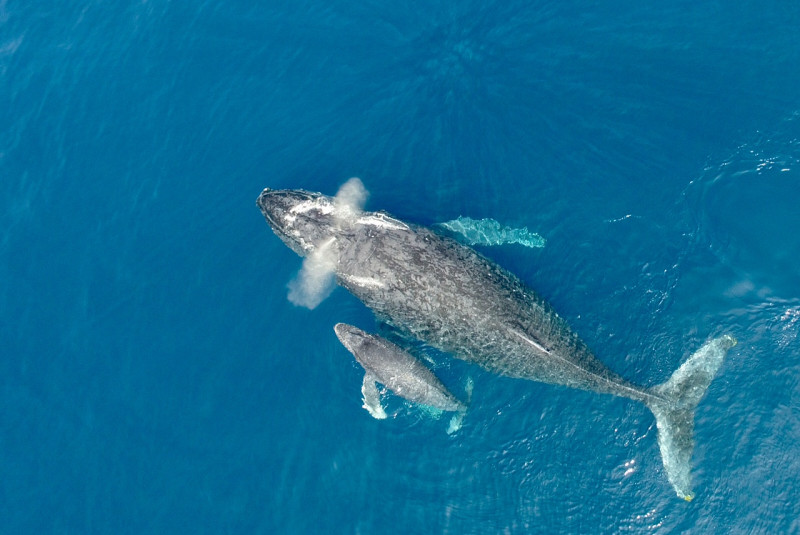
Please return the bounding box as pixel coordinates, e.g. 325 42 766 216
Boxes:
334 323 466 414
257 186 735 500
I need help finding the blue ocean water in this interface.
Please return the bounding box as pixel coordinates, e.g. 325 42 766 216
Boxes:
2 1 799 533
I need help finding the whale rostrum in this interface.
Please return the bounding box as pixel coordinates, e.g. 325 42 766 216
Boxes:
257 183 736 501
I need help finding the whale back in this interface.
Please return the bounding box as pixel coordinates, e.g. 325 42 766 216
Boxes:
333 214 645 400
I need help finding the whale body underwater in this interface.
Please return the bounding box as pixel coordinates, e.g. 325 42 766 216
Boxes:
257 184 735 501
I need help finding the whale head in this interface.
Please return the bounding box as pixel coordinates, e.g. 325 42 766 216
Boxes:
257 188 341 256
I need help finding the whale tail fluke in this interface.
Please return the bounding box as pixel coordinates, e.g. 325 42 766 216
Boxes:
645 335 737 501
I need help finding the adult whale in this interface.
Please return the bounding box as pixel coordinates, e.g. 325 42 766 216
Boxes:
256 184 735 500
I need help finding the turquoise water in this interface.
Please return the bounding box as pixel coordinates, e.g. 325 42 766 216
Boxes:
2 1 799 533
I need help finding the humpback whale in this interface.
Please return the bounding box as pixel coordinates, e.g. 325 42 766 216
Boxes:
334 323 467 429
257 184 735 500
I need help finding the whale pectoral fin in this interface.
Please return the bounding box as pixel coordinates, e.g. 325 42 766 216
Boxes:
437 216 546 249
361 373 387 419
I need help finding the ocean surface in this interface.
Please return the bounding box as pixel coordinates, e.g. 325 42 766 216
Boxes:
2 1 799 533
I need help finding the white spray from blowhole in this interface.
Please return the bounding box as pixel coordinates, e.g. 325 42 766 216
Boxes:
286 178 369 309
333 176 368 220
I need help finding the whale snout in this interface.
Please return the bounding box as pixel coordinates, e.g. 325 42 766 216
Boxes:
257 187 286 216
256 186 339 256
334 323 363 346
257 188 320 218
256 187 272 205
333 322 349 338
256 188 305 230
256 188 284 231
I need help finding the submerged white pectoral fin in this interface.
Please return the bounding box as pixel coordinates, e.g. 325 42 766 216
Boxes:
439 216 545 249
646 335 737 501
361 373 387 419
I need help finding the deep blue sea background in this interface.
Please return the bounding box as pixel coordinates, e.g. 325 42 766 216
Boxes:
2 1 799 533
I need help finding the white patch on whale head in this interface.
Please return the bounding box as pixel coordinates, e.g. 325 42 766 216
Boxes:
340 273 386 289
356 213 410 230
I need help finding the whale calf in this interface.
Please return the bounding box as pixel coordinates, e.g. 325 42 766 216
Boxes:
257 183 735 500
334 323 467 424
